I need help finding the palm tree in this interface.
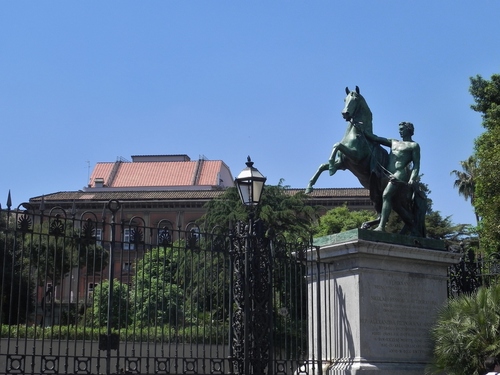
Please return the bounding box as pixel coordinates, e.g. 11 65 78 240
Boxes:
428 284 500 375
451 155 479 224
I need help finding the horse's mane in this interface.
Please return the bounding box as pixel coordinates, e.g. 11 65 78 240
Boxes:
352 93 373 132
356 94 372 123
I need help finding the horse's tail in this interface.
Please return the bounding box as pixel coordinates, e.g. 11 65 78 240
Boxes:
412 185 427 238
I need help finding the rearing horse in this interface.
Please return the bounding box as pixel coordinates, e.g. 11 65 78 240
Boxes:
305 86 389 215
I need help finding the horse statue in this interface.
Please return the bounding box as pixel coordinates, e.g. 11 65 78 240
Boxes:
305 86 389 213
305 86 426 237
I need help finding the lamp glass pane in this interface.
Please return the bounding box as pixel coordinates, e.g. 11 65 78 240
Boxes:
252 180 264 205
237 181 252 206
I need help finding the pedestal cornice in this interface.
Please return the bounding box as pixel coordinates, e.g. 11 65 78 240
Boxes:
311 229 461 267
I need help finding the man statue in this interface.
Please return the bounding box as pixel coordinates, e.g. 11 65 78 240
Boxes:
361 122 422 233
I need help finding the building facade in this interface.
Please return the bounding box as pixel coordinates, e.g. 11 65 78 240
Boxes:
27 154 373 303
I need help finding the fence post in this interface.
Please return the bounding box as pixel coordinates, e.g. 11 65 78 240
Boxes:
315 246 322 375
231 216 272 375
104 200 121 375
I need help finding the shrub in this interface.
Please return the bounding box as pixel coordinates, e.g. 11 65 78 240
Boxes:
428 283 500 375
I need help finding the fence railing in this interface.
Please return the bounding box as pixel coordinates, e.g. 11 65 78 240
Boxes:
448 249 500 297
0 202 322 375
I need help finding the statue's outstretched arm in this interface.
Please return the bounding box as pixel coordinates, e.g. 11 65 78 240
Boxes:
363 130 391 147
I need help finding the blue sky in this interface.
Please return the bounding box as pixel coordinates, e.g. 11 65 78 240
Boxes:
1 1 498 226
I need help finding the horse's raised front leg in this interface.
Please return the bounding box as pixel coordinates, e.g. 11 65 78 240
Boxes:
306 143 347 193
305 163 329 194
329 143 343 176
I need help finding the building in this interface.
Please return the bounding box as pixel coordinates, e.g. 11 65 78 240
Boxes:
27 154 372 303
30 154 372 221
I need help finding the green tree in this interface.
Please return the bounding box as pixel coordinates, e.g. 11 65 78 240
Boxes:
199 182 319 346
451 155 479 224
197 182 318 325
131 247 184 326
424 211 459 240
90 279 130 328
199 187 244 231
380 181 468 242
313 204 376 237
28 223 79 288
77 219 109 275
22 218 108 290
187 249 229 318
259 183 319 239
199 181 319 240
384 209 459 240
0 230 35 325
469 74 500 253
428 283 500 375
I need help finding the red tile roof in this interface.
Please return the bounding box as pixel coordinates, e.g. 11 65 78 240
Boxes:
89 160 227 188
28 188 373 214
29 188 370 203
91 163 114 183
197 160 222 186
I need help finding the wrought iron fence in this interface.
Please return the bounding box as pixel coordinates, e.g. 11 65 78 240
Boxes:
448 249 500 297
0 201 323 375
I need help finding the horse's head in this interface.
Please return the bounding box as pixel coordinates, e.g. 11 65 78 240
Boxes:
342 86 362 122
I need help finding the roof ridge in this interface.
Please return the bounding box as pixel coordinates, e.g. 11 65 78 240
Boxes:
106 160 124 187
191 159 204 185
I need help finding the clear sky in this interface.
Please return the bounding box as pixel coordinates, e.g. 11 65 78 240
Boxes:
1 1 498 226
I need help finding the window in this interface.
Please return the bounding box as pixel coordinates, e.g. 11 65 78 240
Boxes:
45 282 53 295
123 229 135 250
88 283 96 300
95 228 102 246
44 283 53 302
122 262 133 273
186 224 200 248
158 228 172 246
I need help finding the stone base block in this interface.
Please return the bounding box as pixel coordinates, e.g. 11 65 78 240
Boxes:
306 229 460 375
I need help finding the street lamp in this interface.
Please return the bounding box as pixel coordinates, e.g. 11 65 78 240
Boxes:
232 156 270 375
234 156 267 207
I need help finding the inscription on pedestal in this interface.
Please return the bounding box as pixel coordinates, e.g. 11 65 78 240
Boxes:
360 272 439 360
309 233 459 374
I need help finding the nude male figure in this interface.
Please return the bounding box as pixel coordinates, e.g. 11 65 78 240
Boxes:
362 122 420 232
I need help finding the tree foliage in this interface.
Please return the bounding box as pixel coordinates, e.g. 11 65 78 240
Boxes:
0 230 35 324
313 199 464 242
199 182 318 344
199 187 244 231
424 211 459 240
27 223 79 287
21 219 108 288
428 283 500 375
470 74 500 130
132 246 184 326
313 204 376 237
470 74 500 253
90 279 130 328
451 155 479 224
199 181 319 240
378 181 465 241
187 250 229 316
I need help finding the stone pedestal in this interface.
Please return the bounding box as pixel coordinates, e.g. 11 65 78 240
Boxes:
306 229 460 375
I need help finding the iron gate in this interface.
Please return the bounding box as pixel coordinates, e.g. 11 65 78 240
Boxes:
0 200 324 374
448 248 500 297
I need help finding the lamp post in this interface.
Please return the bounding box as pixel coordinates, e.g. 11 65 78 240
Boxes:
232 157 270 375
235 156 267 208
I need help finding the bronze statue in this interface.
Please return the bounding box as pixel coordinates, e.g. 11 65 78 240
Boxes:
306 87 426 237
360 121 426 236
